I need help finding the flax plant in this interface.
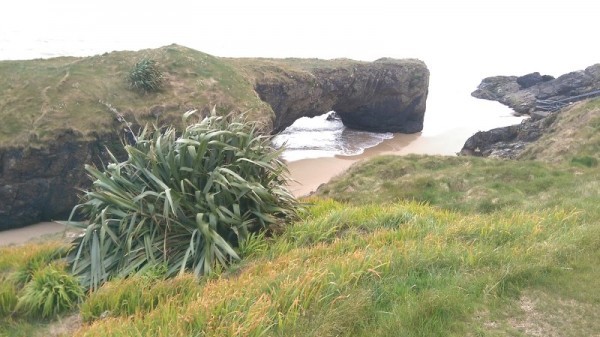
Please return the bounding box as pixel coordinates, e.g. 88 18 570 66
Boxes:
68 112 299 290
127 58 163 93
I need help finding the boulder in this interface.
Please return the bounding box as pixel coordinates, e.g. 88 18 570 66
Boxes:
516 72 554 89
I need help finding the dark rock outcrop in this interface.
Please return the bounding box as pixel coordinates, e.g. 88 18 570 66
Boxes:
472 64 600 113
516 72 555 89
464 63 600 159
0 130 123 230
460 113 557 159
250 58 429 133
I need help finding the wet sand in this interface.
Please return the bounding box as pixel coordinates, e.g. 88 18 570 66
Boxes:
0 221 68 246
0 129 469 246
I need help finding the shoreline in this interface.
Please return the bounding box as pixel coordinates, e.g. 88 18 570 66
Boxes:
286 127 476 196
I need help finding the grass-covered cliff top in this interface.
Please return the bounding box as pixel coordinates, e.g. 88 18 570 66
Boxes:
1 99 599 336
0 44 425 148
0 44 273 147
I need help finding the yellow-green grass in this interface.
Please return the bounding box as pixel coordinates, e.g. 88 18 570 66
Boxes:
1 153 599 336
316 154 600 217
520 97 600 164
0 44 273 147
60 199 597 336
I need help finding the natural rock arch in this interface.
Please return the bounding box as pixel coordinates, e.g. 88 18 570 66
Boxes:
247 58 429 134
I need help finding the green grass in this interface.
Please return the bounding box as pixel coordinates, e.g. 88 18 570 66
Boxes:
2 153 599 336
316 154 600 216
0 45 273 146
1 96 599 336
64 199 596 336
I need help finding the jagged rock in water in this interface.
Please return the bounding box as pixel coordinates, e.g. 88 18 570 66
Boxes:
472 64 600 113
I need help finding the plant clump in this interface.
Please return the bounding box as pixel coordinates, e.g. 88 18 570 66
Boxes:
68 112 300 290
15 264 84 319
127 58 164 93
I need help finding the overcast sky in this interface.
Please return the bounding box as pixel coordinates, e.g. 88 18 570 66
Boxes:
2 0 597 70
1 0 597 138
0 0 597 103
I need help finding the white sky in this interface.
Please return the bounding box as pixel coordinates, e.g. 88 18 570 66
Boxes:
2 0 598 73
1 0 598 139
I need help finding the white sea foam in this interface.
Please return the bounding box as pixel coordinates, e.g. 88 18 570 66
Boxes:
272 113 394 161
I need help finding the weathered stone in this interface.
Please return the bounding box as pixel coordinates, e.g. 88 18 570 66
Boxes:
251 58 429 133
0 131 123 230
460 112 557 159
516 72 554 89
471 64 600 114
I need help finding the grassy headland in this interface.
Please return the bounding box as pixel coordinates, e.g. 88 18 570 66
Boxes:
1 98 599 336
0 44 273 146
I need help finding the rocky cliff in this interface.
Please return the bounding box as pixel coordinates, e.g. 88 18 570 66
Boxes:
0 45 429 230
472 64 600 113
239 58 429 133
462 64 600 158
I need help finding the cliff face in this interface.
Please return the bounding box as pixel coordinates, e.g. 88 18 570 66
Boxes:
244 58 429 133
0 131 123 230
0 46 429 229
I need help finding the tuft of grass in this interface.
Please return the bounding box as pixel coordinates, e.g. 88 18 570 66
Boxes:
0 277 18 318
571 155 598 167
68 199 595 336
0 242 70 285
15 263 84 319
80 274 199 322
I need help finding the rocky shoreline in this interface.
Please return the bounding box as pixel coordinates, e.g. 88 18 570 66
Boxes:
461 64 600 158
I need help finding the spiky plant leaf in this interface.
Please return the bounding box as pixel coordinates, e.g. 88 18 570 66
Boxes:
68 114 300 290
127 58 164 93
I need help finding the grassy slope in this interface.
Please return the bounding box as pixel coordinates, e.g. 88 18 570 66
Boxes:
0 44 272 146
1 92 599 336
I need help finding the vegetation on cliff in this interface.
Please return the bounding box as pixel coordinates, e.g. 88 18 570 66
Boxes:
1 99 599 336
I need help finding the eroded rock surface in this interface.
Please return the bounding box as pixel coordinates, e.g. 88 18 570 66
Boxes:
472 65 600 113
460 113 557 159
248 58 429 133
0 131 122 230
464 63 600 159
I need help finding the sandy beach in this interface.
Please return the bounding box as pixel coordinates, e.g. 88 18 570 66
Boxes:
0 221 69 246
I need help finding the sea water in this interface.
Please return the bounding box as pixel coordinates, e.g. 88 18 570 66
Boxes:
272 113 394 161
